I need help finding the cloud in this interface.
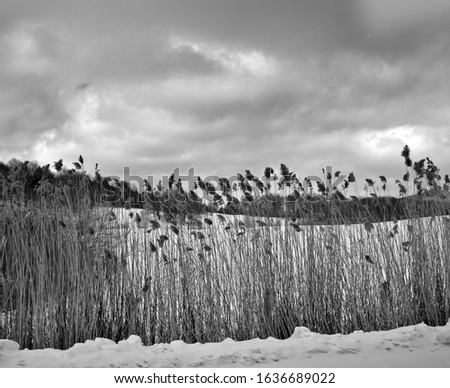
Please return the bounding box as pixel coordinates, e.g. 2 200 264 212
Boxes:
358 0 450 33
0 0 449 186
355 0 450 57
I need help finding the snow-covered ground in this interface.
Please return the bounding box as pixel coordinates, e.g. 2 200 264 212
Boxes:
1 320 450 368
2 210 450 376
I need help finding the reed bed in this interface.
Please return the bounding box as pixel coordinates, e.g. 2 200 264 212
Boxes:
1 190 450 349
1 148 450 349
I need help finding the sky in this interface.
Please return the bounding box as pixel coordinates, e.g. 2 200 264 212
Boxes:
1 0 450 186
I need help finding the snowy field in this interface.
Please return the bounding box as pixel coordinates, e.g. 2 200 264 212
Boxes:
2 209 450 386
94 208 450 273
1 320 450 368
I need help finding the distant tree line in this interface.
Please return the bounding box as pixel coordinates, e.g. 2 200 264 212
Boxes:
1 146 449 224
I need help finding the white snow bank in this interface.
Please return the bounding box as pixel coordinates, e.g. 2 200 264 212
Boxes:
1 320 450 368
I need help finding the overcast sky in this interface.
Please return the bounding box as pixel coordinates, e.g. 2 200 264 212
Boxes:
1 0 449 186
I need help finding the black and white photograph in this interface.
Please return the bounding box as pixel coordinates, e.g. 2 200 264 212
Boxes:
1 0 450 384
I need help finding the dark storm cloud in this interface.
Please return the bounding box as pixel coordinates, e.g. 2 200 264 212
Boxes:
0 0 449 183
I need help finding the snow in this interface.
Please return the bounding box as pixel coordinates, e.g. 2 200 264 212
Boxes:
2 210 450 375
1 320 450 368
